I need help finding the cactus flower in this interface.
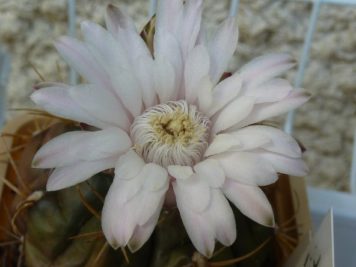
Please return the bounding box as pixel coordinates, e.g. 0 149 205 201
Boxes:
31 0 309 258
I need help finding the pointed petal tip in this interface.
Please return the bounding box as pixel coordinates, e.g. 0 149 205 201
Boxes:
46 179 62 192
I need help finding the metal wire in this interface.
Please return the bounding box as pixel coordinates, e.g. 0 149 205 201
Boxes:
149 0 158 17
229 0 240 17
284 0 322 135
0 47 10 129
351 129 356 194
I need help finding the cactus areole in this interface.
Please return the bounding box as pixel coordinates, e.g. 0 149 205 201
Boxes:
30 0 309 258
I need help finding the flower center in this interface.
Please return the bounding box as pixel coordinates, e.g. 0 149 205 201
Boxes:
130 100 210 167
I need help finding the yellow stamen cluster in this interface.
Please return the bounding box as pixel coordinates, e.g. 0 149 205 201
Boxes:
150 108 199 145
130 100 210 166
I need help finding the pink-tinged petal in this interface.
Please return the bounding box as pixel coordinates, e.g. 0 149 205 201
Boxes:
239 53 295 87
237 126 301 157
111 70 143 117
128 203 162 252
154 30 183 72
207 190 236 246
102 164 168 249
194 159 225 188
156 0 183 36
105 5 155 109
174 186 236 257
168 165 194 180
212 96 255 134
33 128 131 168
179 0 203 57
173 182 215 257
205 134 240 157
115 150 145 180
217 152 278 186
184 45 210 103
80 21 130 73
118 27 152 62
242 78 292 103
113 173 144 204
229 129 270 151
136 186 168 226
259 152 309 177
206 129 271 157
69 84 130 130
30 86 106 129
46 156 117 191
154 57 177 103
197 76 214 113
81 21 143 116
174 174 211 212
136 56 157 108
208 17 238 83
207 72 242 117
102 177 141 248
223 179 275 227
115 164 168 224
231 90 310 129
142 163 169 191
105 4 136 34
54 36 108 88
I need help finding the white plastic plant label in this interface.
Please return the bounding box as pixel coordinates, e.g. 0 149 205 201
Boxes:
284 209 335 267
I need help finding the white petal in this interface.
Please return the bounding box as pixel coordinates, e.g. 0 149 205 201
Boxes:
208 17 238 83
105 4 136 35
115 150 145 180
136 186 167 226
174 174 211 212
232 90 310 129
237 126 301 157
197 76 214 114
242 78 292 103
168 165 193 180
229 129 270 151
118 163 168 225
154 57 177 103
30 86 105 129
207 72 242 117
174 186 236 257
184 45 210 103
102 178 141 248
113 173 144 204
154 31 183 88
128 204 162 252
217 152 278 186
156 0 183 37
136 56 157 108
54 37 109 88
207 190 236 246
173 182 215 257
259 152 309 177
223 179 275 227
142 163 169 191
111 70 143 117
33 128 131 168
212 96 255 134
205 134 240 157
69 84 130 130
80 21 130 74
194 159 225 188
179 0 203 57
46 157 117 191
102 165 168 249
239 53 294 87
